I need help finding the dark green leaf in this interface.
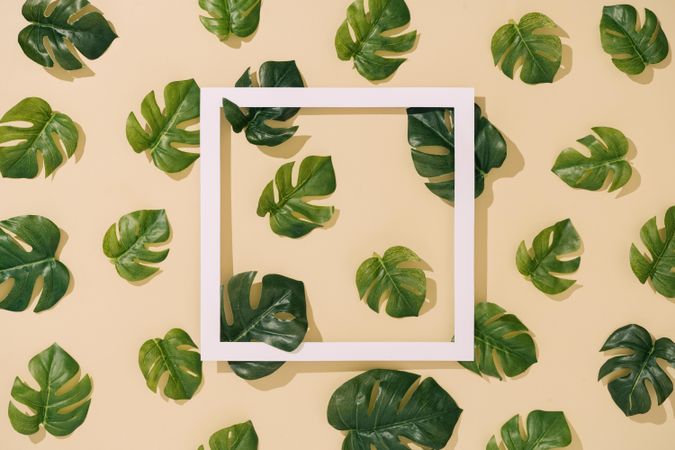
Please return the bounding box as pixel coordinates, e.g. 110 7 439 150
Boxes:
198 420 258 450
552 127 632 192
327 369 462 450
0 97 78 178
257 155 336 238
600 5 669 75
126 79 200 173
223 60 304 147
599 324 675 416
488 410 572 450
516 219 581 295
18 0 117 70
355 245 428 318
629 206 674 298
460 302 537 380
139 328 202 401
0 215 70 312
491 12 562 84
199 0 261 41
102 209 170 282
221 271 307 380
8 343 91 436
407 104 506 202
335 0 417 81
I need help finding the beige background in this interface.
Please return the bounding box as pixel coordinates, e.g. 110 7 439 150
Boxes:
0 0 674 449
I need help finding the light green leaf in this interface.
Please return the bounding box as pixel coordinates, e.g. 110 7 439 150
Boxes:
0 215 70 312
460 302 537 380
257 155 336 238
199 0 261 41
407 104 507 202
327 369 462 450
630 206 674 298
516 219 581 295
598 324 675 416
223 60 305 147
488 410 572 450
356 245 428 318
18 0 117 70
198 420 258 450
0 97 78 178
8 343 91 437
102 209 170 282
139 328 202 401
552 127 632 192
126 79 200 173
491 12 562 84
221 271 307 380
335 0 417 81
600 5 669 75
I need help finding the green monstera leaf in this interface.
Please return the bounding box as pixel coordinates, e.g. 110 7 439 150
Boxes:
0 97 79 179
408 104 507 203
257 155 336 238
139 328 203 401
516 219 582 295
335 0 417 81
491 12 563 84
630 206 674 298
599 324 675 417
199 421 258 450
199 0 261 41
552 127 633 192
8 343 92 437
102 209 171 282
0 215 70 313
460 302 537 380
487 410 572 450
327 369 462 450
126 79 200 173
600 5 669 75
221 271 307 380
223 60 305 147
356 245 428 318
18 0 117 70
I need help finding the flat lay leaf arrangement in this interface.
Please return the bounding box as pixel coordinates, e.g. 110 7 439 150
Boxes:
2 0 675 448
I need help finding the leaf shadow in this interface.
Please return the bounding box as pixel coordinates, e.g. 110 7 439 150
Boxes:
544 282 582 302
628 49 672 84
615 137 641 198
256 135 310 159
72 121 86 163
221 28 259 49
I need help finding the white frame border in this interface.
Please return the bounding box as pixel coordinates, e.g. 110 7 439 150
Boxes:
200 87 474 361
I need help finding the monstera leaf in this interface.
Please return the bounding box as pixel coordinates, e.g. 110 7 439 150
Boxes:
139 328 203 401
199 421 258 450
491 13 562 84
630 206 674 298
0 97 78 178
8 343 92 436
599 324 675 416
199 0 261 41
335 0 417 81
102 209 171 282
552 127 633 192
327 369 462 450
126 79 200 173
356 246 428 318
487 410 572 450
257 155 336 238
600 5 669 75
516 219 582 295
460 302 537 380
18 0 117 70
222 60 305 147
221 271 307 380
407 104 506 202
0 215 70 312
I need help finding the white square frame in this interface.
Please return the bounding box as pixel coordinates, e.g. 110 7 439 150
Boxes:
200 87 475 362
